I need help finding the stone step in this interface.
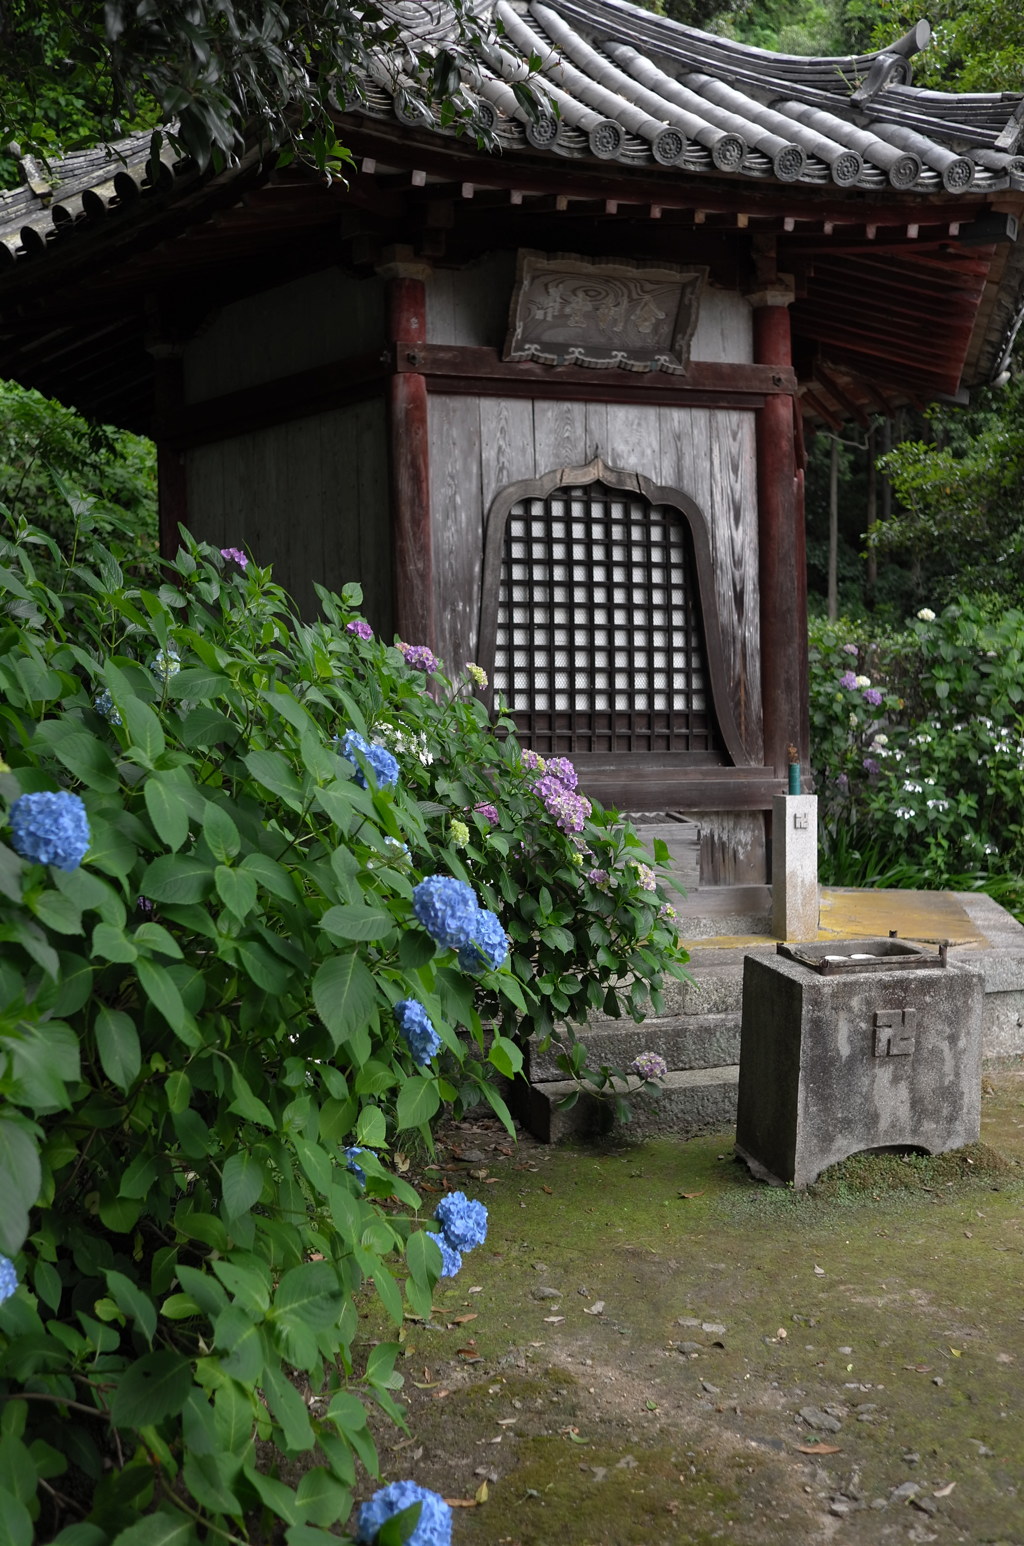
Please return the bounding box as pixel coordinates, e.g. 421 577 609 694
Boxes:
513 1065 740 1144
526 1012 741 1082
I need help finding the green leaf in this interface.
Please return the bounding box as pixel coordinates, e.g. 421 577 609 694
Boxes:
261 1362 315 1452
294 1468 352 1528
140 855 213 904
395 1077 440 1131
312 952 377 1048
355 1105 386 1148
202 803 241 863
377 1504 423 1546
121 696 166 764
239 851 299 902
30 890 84 936
182 1452 242 1517
95 1008 141 1092
108 1510 197 1546
91 921 138 963
319 904 393 941
221 1151 264 1219
398 930 435 969
144 776 191 851
488 1034 524 1079
32 725 120 794
243 749 305 810
109 1351 192 1428
0 1487 34 1546
136 958 198 1045
104 1270 157 1346
6 1020 79 1110
215 865 258 920
273 1262 341 1330
0 1118 40 1254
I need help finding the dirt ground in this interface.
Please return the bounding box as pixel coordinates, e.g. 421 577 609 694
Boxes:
357 1071 1024 1546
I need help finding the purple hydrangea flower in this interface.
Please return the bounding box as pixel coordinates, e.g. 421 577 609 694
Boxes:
632 862 657 892
339 730 399 790
344 1146 367 1186
836 773 850 793
347 620 373 640
412 876 480 949
457 909 508 974
395 999 442 1065
397 641 440 674
0 1255 17 1305
543 757 578 790
586 868 610 887
534 776 592 833
425 1232 463 1280
863 757 880 775
520 749 545 773
839 671 858 690
355 1480 452 1546
220 547 248 569
862 688 883 707
473 803 499 826
842 643 859 656
9 791 90 871
434 1191 488 1252
630 1051 668 1081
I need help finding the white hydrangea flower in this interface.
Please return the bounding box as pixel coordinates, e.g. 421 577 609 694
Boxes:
854 675 871 689
917 608 936 622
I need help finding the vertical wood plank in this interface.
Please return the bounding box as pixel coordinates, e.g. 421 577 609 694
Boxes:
709 410 762 761
532 398 587 476
605 403 661 478
424 270 455 345
584 402 609 467
429 395 483 671
354 398 393 636
480 397 535 515
691 287 753 364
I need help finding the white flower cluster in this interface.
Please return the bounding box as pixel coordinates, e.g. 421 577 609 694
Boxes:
926 798 950 812
895 807 915 820
917 608 936 622
902 780 923 794
909 733 932 746
376 722 434 766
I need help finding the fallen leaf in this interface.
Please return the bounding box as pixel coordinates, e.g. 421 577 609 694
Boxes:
541 1185 554 1195
445 1498 479 1509
582 1301 605 1316
467 1286 483 1294
543 1315 565 1324
456 1350 482 1361
451 1314 478 1325
795 1443 842 1455
677 1191 705 1199
777 1328 788 1340
475 1467 499 1482
496 1417 517 1426
814 1265 826 1276
484 1177 500 1184
393 1152 411 1174
933 1482 956 1498
949 1347 962 1357
433 1389 450 1399
411 1380 440 1389
475 1480 489 1503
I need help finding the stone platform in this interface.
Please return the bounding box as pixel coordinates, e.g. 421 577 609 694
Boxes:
513 887 1024 1143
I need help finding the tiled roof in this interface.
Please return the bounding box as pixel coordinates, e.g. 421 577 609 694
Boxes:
350 0 1024 195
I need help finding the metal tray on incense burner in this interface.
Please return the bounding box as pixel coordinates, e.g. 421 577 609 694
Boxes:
775 931 948 976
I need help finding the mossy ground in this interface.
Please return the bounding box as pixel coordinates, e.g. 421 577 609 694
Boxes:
360 1071 1024 1543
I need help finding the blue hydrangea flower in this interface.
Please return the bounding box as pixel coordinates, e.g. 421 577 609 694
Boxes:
424 1231 462 1280
339 729 399 790
9 791 90 871
395 999 442 1065
344 1146 367 1187
150 646 181 682
457 909 508 974
0 1255 17 1305
412 875 480 950
355 1480 452 1546
93 689 121 726
434 1191 488 1253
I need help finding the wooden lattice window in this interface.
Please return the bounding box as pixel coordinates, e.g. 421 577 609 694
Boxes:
479 458 747 767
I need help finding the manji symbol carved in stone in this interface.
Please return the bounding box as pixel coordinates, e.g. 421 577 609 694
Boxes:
873 1008 917 1058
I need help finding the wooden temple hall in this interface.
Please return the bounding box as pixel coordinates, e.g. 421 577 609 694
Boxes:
2 0 1024 889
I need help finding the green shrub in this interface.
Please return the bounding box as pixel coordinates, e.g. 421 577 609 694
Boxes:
0 520 687 1543
810 602 1024 909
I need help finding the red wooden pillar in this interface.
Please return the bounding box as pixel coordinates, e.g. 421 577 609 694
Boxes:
386 269 435 649
753 290 809 779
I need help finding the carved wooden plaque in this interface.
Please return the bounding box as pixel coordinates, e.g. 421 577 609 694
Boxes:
503 250 706 373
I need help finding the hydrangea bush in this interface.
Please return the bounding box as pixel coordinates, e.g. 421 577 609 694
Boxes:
0 518 687 1541
810 602 1024 911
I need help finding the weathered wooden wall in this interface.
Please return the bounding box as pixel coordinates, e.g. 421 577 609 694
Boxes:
183 270 387 402
185 398 392 625
427 395 762 763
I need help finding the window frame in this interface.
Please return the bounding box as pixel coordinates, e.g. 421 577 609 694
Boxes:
477 454 753 770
